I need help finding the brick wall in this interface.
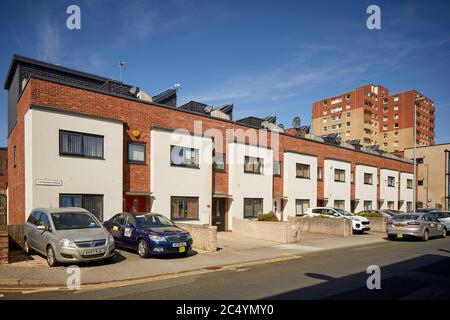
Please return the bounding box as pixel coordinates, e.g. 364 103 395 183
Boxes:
7 77 413 226
366 217 387 233
176 223 217 252
288 216 353 237
233 218 301 243
0 149 7 192
0 228 9 264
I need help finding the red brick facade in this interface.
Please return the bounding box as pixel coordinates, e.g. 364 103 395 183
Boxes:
0 148 7 192
7 77 414 225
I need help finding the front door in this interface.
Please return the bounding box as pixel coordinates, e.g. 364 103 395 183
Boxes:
126 195 148 213
212 198 226 232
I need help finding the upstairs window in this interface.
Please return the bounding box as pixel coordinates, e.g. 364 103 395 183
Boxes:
334 169 346 182
213 152 226 172
273 160 282 176
296 163 310 179
244 156 263 174
388 176 396 187
170 146 199 168
60 130 104 159
407 179 413 189
128 142 146 163
364 173 373 185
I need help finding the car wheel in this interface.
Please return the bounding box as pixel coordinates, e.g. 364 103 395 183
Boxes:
442 228 447 238
137 240 149 258
23 237 33 255
387 234 396 241
422 230 429 242
46 246 59 267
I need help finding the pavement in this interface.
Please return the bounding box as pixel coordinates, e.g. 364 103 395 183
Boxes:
0 231 387 287
2 235 449 300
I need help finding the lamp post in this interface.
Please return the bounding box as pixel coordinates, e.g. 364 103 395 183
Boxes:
413 96 426 212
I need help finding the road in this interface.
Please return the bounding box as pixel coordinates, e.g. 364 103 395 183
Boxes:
1 236 450 300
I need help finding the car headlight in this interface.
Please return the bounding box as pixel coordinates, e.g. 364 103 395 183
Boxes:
185 233 192 240
59 238 76 248
149 235 166 242
107 233 115 245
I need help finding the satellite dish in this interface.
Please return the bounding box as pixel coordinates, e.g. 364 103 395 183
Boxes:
261 120 270 128
129 86 137 95
292 116 301 129
204 105 213 113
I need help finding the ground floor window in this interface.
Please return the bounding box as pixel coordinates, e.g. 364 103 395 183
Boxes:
334 200 345 209
296 199 310 215
363 201 372 211
171 197 199 220
387 201 395 210
59 194 104 221
406 201 413 212
244 198 263 218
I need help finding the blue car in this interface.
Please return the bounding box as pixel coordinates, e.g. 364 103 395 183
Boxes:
104 212 193 258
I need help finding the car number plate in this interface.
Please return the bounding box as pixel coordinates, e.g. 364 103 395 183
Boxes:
173 242 187 247
394 224 404 227
397 234 403 238
179 246 186 253
84 249 105 255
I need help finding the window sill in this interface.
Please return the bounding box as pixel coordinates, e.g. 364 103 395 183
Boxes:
171 164 200 170
128 160 147 165
60 154 105 160
296 176 311 179
244 171 263 175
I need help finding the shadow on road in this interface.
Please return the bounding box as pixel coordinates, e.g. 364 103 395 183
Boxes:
263 254 450 300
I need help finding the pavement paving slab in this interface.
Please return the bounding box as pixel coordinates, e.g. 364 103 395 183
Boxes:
0 231 388 287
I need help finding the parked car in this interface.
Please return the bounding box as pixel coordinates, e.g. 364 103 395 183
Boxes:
24 208 116 267
305 207 371 233
104 212 193 258
386 213 447 241
357 210 396 220
429 211 450 230
415 208 439 213
385 209 404 215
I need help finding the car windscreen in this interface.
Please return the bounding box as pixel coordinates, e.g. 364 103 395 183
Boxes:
50 212 100 230
392 214 419 221
432 212 450 219
382 211 395 217
135 215 174 228
335 208 353 216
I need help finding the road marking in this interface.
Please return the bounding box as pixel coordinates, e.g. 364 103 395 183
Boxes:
0 294 4 298
0 254 302 294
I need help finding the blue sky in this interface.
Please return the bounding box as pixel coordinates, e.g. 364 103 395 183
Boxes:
0 0 449 147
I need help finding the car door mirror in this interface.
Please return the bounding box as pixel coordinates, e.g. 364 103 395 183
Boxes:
126 223 135 229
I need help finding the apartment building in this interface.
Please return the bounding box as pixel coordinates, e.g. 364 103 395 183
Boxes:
4 55 414 231
312 84 435 153
404 143 450 210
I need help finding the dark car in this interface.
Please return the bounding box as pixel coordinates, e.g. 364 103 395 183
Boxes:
104 212 193 258
416 208 439 214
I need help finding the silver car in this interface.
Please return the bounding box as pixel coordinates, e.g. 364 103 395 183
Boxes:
386 213 447 241
430 211 450 230
24 207 115 267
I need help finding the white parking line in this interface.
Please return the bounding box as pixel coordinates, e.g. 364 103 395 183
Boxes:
0 294 4 298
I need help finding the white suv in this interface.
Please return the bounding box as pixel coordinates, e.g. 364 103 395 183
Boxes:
304 207 371 233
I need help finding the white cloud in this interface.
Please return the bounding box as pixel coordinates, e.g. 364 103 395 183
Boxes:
35 18 61 63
